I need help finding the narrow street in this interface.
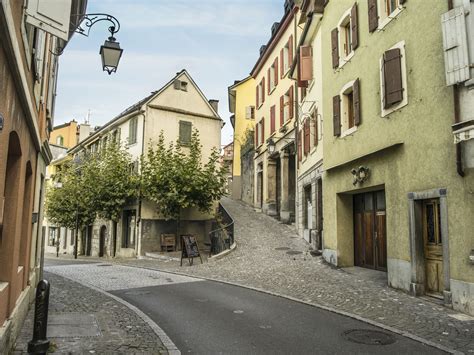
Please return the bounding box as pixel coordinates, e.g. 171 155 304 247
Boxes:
114 197 474 354
42 258 443 354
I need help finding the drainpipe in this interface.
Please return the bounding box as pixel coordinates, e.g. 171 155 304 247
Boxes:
293 7 300 223
448 0 465 177
137 112 146 257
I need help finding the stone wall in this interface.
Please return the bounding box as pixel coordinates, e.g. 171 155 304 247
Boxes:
240 147 254 206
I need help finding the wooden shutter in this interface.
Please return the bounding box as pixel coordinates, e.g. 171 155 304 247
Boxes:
280 49 284 78
289 86 294 119
383 48 403 109
351 3 359 50
280 96 284 125
256 85 259 107
313 108 319 146
298 130 302 161
267 69 271 94
304 119 310 155
288 35 294 65
261 117 265 144
333 95 341 137
274 57 279 87
270 106 276 134
262 78 265 103
255 123 259 146
331 28 339 69
300 45 313 81
353 78 361 126
368 0 378 33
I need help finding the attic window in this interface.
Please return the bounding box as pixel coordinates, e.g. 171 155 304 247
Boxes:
173 79 188 92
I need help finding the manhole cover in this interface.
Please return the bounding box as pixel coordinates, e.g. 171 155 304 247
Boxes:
286 251 303 255
275 247 291 250
97 264 112 267
343 329 396 345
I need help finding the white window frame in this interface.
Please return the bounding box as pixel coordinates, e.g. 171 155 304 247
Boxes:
283 91 290 122
283 41 290 74
337 7 356 68
257 81 264 108
339 80 357 138
379 40 408 118
377 0 405 31
246 106 255 120
269 62 276 93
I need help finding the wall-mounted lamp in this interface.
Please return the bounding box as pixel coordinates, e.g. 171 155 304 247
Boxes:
351 166 370 186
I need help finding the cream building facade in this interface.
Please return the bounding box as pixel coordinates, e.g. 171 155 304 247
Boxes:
252 1 302 223
68 70 222 259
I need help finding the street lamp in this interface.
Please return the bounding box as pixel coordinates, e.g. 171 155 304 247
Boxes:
267 138 276 155
99 36 123 75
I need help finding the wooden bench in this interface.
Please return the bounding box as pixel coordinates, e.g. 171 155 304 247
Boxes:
160 234 176 252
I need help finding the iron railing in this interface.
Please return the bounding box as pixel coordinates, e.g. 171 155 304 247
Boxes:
209 203 234 256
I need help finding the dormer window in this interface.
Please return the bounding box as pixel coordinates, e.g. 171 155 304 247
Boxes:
173 79 188 92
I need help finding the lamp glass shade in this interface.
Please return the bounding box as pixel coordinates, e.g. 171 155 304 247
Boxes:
100 39 123 74
267 140 275 154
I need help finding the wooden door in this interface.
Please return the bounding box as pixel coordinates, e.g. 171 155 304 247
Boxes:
422 199 443 297
354 191 387 271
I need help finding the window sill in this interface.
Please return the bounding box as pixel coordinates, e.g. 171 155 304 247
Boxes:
377 6 405 31
381 99 408 118
128 142 138 147
0 282 8 293
338 51 355 70
340 126 358 138
269 86 277 95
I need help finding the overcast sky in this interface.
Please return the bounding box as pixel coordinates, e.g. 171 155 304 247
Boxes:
55 0 284 146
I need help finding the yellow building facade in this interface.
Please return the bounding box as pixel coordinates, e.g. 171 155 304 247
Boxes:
228 76 256 201
49 120 78 148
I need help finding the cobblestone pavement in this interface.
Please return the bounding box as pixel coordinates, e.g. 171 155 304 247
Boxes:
13 271 167 354
112 197 474 354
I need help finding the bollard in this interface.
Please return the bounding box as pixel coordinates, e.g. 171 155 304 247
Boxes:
27 280 50 355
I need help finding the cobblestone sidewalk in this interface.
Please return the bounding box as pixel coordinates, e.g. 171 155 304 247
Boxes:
13 271 167 354
115 196 473 354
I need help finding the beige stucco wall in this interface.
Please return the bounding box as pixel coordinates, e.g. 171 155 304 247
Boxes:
320 0 474 309
49 121 77 148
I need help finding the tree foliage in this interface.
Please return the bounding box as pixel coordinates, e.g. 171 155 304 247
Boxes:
45 142 139 228
141 130 227 221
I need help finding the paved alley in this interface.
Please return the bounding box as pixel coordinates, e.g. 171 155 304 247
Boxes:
114 197 474 354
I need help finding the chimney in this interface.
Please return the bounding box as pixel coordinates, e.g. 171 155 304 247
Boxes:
209 99 219 113
78 124 91 144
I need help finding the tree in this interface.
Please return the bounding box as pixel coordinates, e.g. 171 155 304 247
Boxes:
85 141 139 222
141 130 227 239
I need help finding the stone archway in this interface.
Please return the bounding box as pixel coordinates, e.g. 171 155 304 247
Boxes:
99 226 107 257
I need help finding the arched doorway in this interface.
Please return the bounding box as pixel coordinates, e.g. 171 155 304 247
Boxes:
99 226 106 257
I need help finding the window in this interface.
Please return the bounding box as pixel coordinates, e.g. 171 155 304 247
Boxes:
129 117 138 144
256 118 265 146
245 106 255 120
56 135 64 146
270 106 276 134
256 78 265 107
268 58 279 93
380 41 407 117
173 79 188 91
123 210 136 248
179 120 192 145
281 86 294 123
48 227 57 246
70 230 75 246
333 79 360 137
310 108 319 149
368 0 405 32
303 118 310 156
333 4 359 68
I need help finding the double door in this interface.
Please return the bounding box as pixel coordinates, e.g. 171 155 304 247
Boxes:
354 191 387 271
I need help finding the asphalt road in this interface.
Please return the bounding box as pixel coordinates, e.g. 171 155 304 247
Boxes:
112 280 444 354
44 257 445 354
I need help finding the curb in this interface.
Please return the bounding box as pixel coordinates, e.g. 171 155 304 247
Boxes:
117 263 461 355
45 269 180 355
208 242 237 261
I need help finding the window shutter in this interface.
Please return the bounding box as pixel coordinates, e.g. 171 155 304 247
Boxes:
280 49 284 78
313 108 319 146
383 48 403 109
300 45 313 81
270 106 276 134
351 3 359 50
298 130 302 161
262 78 266 103
280 96 284 126
25 0 72 41
353 78 361 126
246 106 252 119
304 119 310 155
174 79 181 90
274 57 279 87
441 6 470 85
261 118 265 144
368 0 378 33
267 69 271 94
333 95 341 137
256 85 260 107
289 86 294 119
255 123 259 146
331 28 339 69
289 35 294 65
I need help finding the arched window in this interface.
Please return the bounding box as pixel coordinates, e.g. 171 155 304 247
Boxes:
56 135 64 146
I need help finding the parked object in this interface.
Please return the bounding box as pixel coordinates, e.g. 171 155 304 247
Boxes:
27 280 51 355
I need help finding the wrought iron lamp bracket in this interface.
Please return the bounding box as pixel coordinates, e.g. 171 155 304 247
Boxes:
74 13 121 39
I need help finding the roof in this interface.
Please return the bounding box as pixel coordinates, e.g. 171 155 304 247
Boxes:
52 120 76 130
69 69 221 153
250 5 298 78
228 76 253 114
